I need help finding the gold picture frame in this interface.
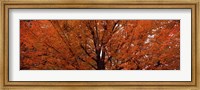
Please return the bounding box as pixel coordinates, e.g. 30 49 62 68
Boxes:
0 0 199 90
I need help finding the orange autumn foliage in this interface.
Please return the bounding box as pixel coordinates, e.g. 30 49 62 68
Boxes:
20 20 180 70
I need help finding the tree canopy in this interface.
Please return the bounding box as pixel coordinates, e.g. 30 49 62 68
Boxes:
20 20 180 70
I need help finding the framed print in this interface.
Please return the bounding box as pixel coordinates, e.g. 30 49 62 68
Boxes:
0 0 199 90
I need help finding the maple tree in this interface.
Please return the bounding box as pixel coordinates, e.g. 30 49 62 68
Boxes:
20 20 180 70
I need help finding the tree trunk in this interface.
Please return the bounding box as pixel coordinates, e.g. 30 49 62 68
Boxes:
96 49 105 70
97 60 105 70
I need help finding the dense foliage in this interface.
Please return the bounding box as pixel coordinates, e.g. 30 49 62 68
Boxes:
20 20 180 70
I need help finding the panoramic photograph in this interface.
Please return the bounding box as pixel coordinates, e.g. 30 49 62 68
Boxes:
20 20 180 70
